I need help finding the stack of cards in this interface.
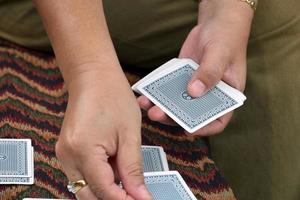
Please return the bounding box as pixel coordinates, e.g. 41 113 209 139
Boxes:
132 58 246 133
141 145 197 200
142 145 169 172
0 139 34 185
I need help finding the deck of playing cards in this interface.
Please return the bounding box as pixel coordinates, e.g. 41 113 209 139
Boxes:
133 58 246 133
142 145 197 200
0 139 34 185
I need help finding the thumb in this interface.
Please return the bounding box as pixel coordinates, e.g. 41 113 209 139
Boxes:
188 48 227 97
117 133 152 200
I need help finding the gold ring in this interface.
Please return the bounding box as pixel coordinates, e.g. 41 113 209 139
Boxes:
67 180 88 194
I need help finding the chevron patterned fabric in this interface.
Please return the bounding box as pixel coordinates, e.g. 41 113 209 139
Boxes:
0 39 236 200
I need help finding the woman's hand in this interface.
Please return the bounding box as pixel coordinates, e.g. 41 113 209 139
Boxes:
34 1 152 199
56 65 152 200
138 0 254 136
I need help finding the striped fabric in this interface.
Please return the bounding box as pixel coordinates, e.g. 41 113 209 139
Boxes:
0 39 236 200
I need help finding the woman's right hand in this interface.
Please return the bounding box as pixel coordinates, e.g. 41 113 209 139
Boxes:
55 64 152 200
33 1 152 199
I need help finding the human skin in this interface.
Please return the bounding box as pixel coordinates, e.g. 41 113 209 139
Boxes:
33 0 253 199
34 0 152 200
138 0 254 136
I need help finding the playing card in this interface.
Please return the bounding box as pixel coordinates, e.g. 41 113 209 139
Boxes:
132 59 198 93
0 147 34 185
144 171 197 200
0 139 32 177
136 59 246 133
0 176 33 185
142 146 169 172
23 199 68 200
132 58 181 93
23 199 69 200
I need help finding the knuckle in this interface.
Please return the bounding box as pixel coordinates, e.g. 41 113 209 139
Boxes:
202 67 222 86
119 125 142 144
55 140 65 161
55 132 87 159
124 161 144 180
90 184 121 200
89 184 106 199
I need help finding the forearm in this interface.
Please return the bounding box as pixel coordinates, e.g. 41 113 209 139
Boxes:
33 0 122 87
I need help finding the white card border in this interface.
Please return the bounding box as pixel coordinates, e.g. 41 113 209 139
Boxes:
132 58 180 93
144 170 197 200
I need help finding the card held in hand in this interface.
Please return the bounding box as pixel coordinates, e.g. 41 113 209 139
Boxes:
136 59 246 133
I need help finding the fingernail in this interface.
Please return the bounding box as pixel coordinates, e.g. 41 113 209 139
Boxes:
190 80 206 97
138 185 152 199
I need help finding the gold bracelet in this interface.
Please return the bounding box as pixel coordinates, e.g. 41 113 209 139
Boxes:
240 0 257 11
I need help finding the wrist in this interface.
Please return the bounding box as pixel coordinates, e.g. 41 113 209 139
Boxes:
199 0 254 20
64 61 128 96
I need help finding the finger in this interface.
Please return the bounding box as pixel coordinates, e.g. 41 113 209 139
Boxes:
76 185 98 200
117 129 153 200
63 167 98 200
222 61 247 92
82 147 129 200
55 141 98 199
147 106 177 126
188 46 228 97
186 112 233 136
179 26 202 61
137 95 154 111
109 157 121 183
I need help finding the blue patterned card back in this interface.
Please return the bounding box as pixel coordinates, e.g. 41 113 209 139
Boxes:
142 65 237 129
0 140 29 176
142 147 164 172
144 172 196 200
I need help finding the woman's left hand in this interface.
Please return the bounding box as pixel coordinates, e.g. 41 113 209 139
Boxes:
137 0 254 136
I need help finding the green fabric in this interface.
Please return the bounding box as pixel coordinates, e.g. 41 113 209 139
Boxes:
0 0 50 51
0 0 299 199
103 0 198 69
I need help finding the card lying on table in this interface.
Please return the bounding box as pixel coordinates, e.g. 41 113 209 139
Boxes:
133 58 246 133
142 145 169 172
23 199 69 200
144 171 197 200
0 139 34 185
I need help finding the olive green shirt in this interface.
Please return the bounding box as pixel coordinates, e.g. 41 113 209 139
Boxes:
0 0 50 51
